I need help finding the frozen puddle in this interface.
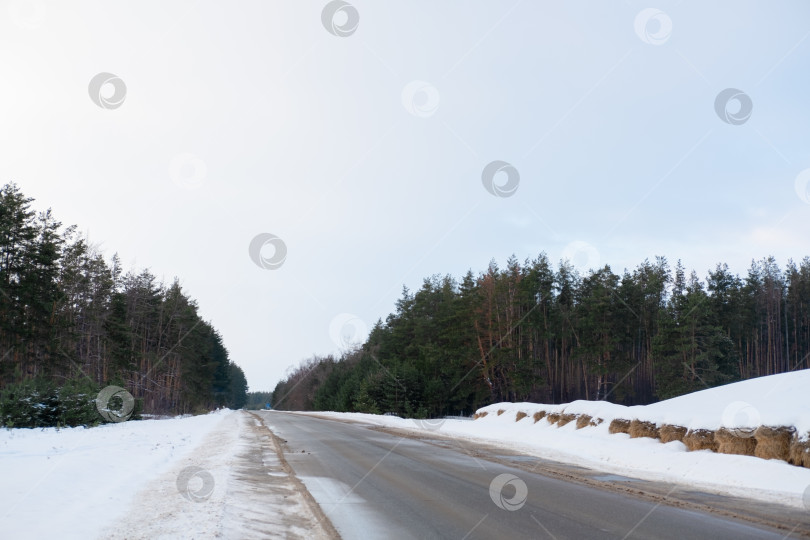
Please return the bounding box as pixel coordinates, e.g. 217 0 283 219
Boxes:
297 476 393 539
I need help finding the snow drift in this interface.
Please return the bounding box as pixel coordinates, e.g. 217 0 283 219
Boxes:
473 369 810 467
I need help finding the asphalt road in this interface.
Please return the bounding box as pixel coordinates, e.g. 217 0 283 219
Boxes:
258 411 795 540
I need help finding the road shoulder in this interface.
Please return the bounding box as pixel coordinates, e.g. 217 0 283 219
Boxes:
102 411 338 539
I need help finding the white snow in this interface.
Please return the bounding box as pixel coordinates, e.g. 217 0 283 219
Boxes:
305 370 810 510
0 410 233 539
0 409 326 539
3 371 810 539
470 369 810 433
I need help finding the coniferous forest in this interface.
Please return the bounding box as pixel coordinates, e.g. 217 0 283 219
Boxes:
272 251 810 417
0 183 247 425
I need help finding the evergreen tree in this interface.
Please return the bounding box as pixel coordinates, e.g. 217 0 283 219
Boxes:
0 183 248 424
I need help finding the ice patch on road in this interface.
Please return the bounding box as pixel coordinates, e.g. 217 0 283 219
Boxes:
298 476 394 540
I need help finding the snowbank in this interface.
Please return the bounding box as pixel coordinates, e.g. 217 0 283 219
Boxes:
0 410 234 539
476 369 810 433
1 409 331 540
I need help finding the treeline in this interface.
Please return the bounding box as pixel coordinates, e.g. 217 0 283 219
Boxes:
272 253 810 416
0 183 247 419
245 391 273 409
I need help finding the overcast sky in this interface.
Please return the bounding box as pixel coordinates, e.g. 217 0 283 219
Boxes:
2 1 809 391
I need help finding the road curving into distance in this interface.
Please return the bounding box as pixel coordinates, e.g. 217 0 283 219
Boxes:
257 411 809 540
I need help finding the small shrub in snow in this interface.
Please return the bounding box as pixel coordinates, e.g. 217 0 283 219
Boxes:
532 411 546 423
515 411 527 422
0 378 101 428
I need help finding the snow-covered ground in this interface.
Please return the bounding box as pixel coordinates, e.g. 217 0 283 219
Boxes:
500 368 810 433
0 409 328 540
309 370 810 510
0 410 230 539
4 371 809 538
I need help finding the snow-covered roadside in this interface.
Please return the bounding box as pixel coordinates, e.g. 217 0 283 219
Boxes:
302 372 810 510
308 410 810 508
0 410 233 539
102 410 332 539
0 410 328 539
482 369 810 433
